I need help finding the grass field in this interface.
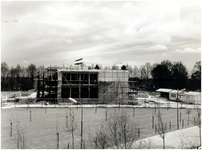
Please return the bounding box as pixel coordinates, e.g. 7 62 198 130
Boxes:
1 107 198 149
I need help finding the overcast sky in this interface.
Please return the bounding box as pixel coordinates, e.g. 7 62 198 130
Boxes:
1 1 201 73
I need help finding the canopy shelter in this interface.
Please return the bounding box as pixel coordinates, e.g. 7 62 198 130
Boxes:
156 88 173 99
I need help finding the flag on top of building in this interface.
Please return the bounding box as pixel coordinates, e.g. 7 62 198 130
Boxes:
74 58 83 65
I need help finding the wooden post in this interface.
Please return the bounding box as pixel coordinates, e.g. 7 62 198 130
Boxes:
105 110 107 122
138 128 140 138
194 117 195 125
96 137 97 148
152 116 154 129
180 112 181 123
57 132 59 149
10 122 12 137
30 111 31 122
66 115 68 128
182 120 184 128
133 107 135 117
155 125 157 134
169 122 171 130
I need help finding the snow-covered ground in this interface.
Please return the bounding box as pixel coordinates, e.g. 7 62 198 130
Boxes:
1 91 200 109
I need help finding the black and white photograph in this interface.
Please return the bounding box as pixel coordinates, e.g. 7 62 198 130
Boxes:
1 1 201 149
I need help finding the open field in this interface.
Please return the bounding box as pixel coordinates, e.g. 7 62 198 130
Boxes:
1 107 199 149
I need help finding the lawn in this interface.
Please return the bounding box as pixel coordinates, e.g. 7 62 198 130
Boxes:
1 107 198 149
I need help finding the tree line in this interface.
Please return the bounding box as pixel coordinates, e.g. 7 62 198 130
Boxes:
127 60 201 91
1 62 44 91
1 60 201 91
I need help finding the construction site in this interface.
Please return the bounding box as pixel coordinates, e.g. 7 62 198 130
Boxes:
2 62 200 107
34 64 132 104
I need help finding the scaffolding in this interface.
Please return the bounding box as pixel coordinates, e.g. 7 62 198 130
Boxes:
36 66 139 105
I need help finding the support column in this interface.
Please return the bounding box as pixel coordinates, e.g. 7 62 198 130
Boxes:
70 74 72 97
88 73 90 99
79 73 81 103
57 71 62 98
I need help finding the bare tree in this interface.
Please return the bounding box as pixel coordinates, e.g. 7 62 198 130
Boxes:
1 62 9 90
98 64 102 69
133 65 140 78
156 108 167 149
107 112 119 148
37 65 45 77
139 65 146 80
91 64 95 69
112 64 119 70
90 110 139 149
145 62 152 89
1 62 9 78
92 124 109 149
103 65 111 70
126 64 133 78
26 64 37 89
15 64 22 90
117 111 139 149
179 133 199 149
64 112 77 149
107 110 139 149
134 139 154 149
12 117 28 149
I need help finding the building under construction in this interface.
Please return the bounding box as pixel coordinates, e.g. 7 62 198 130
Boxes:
37 65 129 104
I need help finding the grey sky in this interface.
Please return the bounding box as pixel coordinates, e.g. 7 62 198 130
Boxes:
1 1 201 73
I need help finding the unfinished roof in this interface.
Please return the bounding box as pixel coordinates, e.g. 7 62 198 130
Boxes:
156 88 173 93
185 92 201 96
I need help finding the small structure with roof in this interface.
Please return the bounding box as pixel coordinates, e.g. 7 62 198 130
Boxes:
156 88 173 99
169 89 186 101
182 92 201 104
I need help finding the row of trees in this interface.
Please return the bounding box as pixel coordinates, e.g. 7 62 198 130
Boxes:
129 60 201 91
91 60 200 91
1 63 45 91
1 60 201 91
151 61 188 90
